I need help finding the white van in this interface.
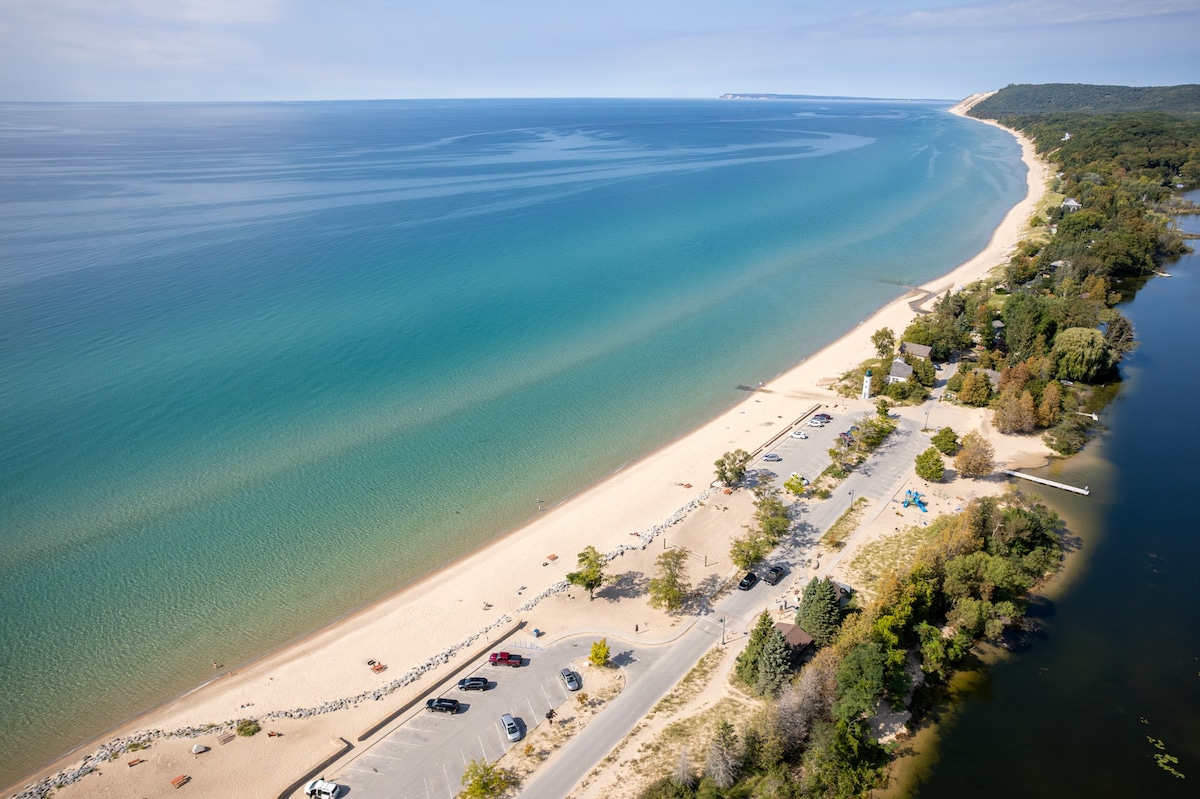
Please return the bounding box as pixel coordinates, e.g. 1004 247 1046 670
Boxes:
303 779 340 798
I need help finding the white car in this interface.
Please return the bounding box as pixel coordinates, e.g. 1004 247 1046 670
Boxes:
762 453 782 462
790 430 808 439
501 713 522 741
808 419 826 427
303 780 341 799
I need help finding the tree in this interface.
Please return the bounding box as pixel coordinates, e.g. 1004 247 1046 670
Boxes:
729 530 768 570
931 426 960 455
588 638 610 667
566 545 605 600
1104 311 1136 355
1037 381 1063 428
993 389 1037 433
833 642 887 724
1053 326 1114 383
713 449 751 485
906 353 936 387
871 327 895 359
460 758 518 799
755 628 793 698
957 369 993 406
673 746 696 790
875 398 891 418
915 447 945 482
735 611 776 686
704 719 740 789
796 577 842 647
648 548 690 612
955 432 995 478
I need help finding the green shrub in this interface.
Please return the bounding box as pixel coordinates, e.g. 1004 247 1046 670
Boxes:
235 719 260 737
931 427 960 455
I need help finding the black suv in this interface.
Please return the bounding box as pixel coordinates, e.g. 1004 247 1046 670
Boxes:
425 698 461 714
457 677 489 691
764 565 785 586
738 572 758 590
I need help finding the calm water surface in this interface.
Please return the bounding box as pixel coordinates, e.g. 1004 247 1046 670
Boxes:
0 99 1026 784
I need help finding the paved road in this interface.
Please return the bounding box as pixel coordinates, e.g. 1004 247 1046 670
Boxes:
337 406 935 799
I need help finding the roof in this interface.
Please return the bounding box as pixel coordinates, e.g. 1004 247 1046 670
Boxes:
888 359 913 380
774 622 814 650
1062 197 1082 209
980 368 1002 389
900 341 932 359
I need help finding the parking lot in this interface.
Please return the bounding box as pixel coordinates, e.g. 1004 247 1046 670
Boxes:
331 642 590 799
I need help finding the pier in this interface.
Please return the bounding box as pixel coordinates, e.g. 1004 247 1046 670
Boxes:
1002 470 1090 496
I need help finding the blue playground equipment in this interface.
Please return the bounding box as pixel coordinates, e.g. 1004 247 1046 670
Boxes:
903 489 928 512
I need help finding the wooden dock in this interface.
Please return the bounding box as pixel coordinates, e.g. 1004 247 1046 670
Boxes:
1002 470 1090 496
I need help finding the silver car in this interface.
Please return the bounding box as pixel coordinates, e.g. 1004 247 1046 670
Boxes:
501 713 522 742
560 668 581 691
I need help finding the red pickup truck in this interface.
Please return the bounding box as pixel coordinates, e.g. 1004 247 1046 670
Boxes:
488 651 522 667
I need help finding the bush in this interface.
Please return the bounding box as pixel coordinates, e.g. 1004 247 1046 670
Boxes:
915 447 946 482
931 426 960 454
235 719 260 737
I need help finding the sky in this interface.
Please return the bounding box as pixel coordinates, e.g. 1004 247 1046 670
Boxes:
1 0 1197 102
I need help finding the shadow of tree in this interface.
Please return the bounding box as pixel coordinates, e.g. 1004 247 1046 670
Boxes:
610 649 638 667
596 570 647 602
683 574 723 614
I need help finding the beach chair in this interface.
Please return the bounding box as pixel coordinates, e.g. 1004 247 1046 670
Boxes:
170 774 190 788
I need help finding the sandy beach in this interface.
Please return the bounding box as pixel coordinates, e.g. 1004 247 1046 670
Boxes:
6 100 1052 799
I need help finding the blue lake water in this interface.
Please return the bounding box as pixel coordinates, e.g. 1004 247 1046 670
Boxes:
0 98 1026 784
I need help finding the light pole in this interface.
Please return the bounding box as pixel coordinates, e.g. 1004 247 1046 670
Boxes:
924 408 931 430
719 616 726 645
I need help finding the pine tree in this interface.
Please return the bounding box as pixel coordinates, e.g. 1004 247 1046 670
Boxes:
734 611 775 686
672 746 696 789
704 719 740 788
755 628 792 697
914 446 945 482
796 577 842 647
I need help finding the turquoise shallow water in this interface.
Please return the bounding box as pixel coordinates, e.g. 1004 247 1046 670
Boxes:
0 99 1025 784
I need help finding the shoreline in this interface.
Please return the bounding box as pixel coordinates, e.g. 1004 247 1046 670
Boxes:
5 104 1049 798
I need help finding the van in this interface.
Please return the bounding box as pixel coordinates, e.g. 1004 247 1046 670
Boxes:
501 713 522 742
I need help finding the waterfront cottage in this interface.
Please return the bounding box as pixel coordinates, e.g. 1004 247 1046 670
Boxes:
887 358 914 384
899 341 932 360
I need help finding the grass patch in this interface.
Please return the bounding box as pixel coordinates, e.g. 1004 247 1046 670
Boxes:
820 497 870 549
650 652 722 717
846 520 942 593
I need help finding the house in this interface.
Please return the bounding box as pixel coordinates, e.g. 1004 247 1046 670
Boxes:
774 622 814 663
899 341 932 360
992 319 1005 342
887 358 913 384
1062 198 1082 212
980 369 1002 390
832 581 853 606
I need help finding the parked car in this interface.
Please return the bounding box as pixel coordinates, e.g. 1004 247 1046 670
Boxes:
489 652 523 667
457 677 489 691
764 565 786 586
763 453 782 462
814 413 832 421
808 419 826 427
790 430 808 439
501 713 522 742
738 572 758 590
425 697 461 714
303 780 341 799
560 668 581 691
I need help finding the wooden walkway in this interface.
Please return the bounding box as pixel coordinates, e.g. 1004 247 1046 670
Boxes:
1003 470 1090 496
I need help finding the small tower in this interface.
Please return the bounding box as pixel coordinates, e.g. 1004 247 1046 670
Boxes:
861 368 872 401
